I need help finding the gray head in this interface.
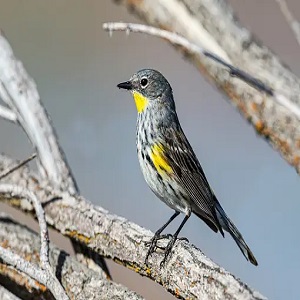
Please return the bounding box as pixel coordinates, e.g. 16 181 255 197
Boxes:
117 69 175 113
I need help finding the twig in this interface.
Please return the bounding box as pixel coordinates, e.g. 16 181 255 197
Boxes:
0 153 36 180
104 22 209 59
276 0 300 46
0 82 18 124
0 246 50 294
0 105 17 123
103 22 300 119
0 184 69 300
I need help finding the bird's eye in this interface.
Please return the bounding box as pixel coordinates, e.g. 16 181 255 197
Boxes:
140 78 148 88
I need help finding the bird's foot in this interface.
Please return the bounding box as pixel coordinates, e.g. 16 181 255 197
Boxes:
144 234 172 265
160 236 177 268
159 236 189 267
144 236 157 266
145 234 189 267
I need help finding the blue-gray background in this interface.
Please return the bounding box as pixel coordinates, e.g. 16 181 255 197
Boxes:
0 1 300 299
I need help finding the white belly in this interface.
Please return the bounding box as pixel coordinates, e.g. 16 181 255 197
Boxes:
137 147 191 215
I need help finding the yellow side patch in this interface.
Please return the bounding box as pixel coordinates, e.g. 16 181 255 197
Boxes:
151 144 173 176
132 91 148 113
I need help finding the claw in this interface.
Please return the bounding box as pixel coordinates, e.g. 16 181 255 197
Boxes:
145 233 173 265
159 236 177 267
145 235 158 265
160 258 166 268
145 234 189 266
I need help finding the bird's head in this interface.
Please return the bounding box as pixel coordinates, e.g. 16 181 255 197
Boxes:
117 69 174 113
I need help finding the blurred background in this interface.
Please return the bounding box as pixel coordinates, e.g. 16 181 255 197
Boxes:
0 1 300 299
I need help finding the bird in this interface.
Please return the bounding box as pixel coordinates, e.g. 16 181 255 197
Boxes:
117 69 258 267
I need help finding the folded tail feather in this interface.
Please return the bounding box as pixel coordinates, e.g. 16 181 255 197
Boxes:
214 199 258 266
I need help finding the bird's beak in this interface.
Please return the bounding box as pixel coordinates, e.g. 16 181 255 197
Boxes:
117 81 133 90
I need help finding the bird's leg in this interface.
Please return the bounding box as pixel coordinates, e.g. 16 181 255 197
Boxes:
160 214 190 267
145 211 179 265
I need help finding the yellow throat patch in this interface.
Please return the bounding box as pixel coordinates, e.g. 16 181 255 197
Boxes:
151 144 173 176
132 91 148 113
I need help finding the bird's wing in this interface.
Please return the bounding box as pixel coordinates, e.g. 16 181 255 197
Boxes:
162 129 223 233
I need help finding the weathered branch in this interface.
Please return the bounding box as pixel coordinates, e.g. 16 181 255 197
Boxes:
0 185 49 269
0 31 77 194
0 155 265 300
0 212 143 300
0 184 69 300
0 26 111 279
113 0 300 174
0 104 17 123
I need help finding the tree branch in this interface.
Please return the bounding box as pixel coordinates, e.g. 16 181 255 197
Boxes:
113 0 300 174
0 212 144 300
0 184 69 300
0 31 77 194
0 105 17 124
0 185 50 269
0 28 110 277
103 21 300 119
0 155 265 300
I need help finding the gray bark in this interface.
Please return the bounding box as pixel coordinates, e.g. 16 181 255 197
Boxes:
0 212 143 300
0 184 69 300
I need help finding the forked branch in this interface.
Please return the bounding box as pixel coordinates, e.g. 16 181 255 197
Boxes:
0 212 143 299
0 184 69 300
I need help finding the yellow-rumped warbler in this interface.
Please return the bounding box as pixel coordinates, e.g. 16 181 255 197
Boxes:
117 69 257 266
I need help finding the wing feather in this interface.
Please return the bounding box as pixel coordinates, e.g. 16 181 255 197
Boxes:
163 127 223 233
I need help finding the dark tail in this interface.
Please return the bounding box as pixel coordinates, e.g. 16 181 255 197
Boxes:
214 200 258 266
